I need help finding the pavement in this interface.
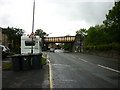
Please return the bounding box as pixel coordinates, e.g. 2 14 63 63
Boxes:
2 65 49 88
2 53 50 89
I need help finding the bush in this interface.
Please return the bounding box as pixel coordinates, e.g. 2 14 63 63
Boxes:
41 57 47 65
10 52 16 55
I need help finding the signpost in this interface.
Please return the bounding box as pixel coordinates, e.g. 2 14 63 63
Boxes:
29 32 36 39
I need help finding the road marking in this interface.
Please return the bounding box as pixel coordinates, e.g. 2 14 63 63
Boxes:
97 64 120 73
79 58 88 62
78 58 120 73
52 64 70 67
47 59 53 90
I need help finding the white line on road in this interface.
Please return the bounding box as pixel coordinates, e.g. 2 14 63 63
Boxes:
78 58 120 73
79 58 88 62
97 64 120 73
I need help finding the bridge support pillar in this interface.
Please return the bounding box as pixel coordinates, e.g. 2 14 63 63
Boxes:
72 34 84 53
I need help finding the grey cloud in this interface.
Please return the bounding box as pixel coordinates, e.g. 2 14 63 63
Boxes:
53 2 114 25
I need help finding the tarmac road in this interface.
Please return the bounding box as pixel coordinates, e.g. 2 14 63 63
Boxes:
49 50 119 88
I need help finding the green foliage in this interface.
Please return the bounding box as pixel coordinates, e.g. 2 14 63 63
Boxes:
80 2 120 51
10 52 17 55
63 43 73 52
35 29 48 38
3 27 24 39
103 1 120 43
76 28 87 38
41 57 47 65
85 43 120 51
103 2 120 27
85 25 108 45
2 27 24 52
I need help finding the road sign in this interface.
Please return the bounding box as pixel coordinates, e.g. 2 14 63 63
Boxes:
29 32 36 39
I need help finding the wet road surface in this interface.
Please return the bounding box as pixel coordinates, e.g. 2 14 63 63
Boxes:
49 50 119 88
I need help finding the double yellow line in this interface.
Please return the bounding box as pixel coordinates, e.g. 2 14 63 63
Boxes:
43 55 53 89
48 60 53 90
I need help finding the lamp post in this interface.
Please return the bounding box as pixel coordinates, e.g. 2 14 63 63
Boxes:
31 0 35 54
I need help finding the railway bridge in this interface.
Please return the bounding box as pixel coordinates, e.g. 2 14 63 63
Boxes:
42 34 83 52
44 36 75 43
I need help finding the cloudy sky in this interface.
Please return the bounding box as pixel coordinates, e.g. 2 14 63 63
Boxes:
0 0 115 37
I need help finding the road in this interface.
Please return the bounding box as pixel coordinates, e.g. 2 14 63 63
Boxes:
49 50 119 88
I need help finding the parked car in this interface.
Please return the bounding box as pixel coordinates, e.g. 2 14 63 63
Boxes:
0 45 10 59
50 48 55 52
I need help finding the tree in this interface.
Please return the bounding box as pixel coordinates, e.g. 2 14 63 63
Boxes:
85 25 107 45
35 29 48 38
2 27 24 40
103 1 120 43
76 28 87 38
63 43 73 52
62 35 74 52
78 1 120 51
2 27 24 52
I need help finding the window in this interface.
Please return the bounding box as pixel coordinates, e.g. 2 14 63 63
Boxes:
25 41 35 46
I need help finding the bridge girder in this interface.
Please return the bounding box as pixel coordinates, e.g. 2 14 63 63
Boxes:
43 36 75 43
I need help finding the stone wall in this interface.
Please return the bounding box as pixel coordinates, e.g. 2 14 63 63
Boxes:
73 34 84 52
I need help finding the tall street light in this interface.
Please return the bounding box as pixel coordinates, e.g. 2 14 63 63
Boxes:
31 0 35 54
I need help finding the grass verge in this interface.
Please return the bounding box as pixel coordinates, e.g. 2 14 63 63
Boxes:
2 56 47 70
2 62 12 70
41 57 47 65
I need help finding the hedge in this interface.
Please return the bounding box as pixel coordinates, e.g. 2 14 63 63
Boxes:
85 43 120 51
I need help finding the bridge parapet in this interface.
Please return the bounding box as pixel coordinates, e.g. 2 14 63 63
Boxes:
44 36 75 43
